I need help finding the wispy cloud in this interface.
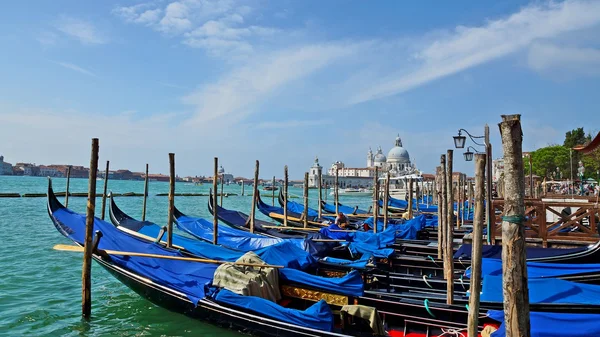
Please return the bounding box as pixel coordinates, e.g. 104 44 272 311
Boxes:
37 31 58 46
55 16 107 45
53 61 97 77
112 3 162 25
255 119 333 129
528 42 600 77
349 0 600 104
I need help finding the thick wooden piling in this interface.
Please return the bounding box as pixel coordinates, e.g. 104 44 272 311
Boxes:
467 153 487 337
499 114 530 337
220 173 224 206
241 180 245 196
372 167 379 233
213 158 218 245
167 154 175 247
407 178 413 219
82 138 99 319
433 170 438 205
383 171 390 230
439 157 447 262
457 175 462 228
317 169 322 219
283 166 288 227
100 161 109 220
65 165 72 207
445 150 454 304
415 180 420 213
249 160 259 233
142 164 149 221
272 176 276 206
303 172 309 228
335 167 339 215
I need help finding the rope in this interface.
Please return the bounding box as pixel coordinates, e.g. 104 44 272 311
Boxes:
459 274 466 290
422 275 432 288
426 255 440 267
424 299 436 318
501 215 527 224
439 328 466 337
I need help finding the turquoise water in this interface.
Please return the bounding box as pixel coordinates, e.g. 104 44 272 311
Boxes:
0 176 372 336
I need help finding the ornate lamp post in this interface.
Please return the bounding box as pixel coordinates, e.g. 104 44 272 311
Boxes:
578 160 585 195
453 125 492 244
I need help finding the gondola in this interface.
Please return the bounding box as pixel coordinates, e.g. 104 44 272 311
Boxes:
207 190 308 238
257 192 329 227
49 180 504 336
319 200 372 217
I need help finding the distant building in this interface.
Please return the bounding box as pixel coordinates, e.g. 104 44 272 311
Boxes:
492 158 504 182
14 163 39 176
218 165 234 184
0 155 13 175
38 165 62 177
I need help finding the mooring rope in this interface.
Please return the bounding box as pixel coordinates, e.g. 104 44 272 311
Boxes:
439 328 466 337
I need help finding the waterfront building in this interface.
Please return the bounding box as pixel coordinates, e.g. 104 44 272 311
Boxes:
38 165 62 177
218 165 234 184
0 155 13 175
492 158 504 182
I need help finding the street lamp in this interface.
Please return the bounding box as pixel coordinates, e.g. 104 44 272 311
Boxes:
452 126 492 244
463 146 481 162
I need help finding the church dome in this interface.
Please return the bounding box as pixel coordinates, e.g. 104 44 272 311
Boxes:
387 135 410 163
374 146 387 163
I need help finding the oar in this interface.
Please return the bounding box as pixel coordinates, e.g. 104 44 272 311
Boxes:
268 212 328 226
53 244 284 268
262 225 357 233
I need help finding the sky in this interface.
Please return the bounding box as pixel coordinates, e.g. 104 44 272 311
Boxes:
1 0 600 179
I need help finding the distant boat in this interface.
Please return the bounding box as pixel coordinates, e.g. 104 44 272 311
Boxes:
329 188 371 196
263 186 278 191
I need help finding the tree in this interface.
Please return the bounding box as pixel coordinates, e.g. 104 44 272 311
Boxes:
530 145 570 179
564 128 592 181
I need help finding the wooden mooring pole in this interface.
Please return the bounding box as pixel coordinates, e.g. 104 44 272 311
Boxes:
383 171 390 230
167 153 175 247
100 160 109 220
445 150 454 304
303 172 309 228
82 138 99 319
407 178 413 219
249 160 259 233
317 169 322 219
142 164 149 221
283 166 288 227
415 179 420 213
65 165 72 207
220 173 224 206
439 157 447 262
372 167 379 233
499 114 530 337
467 153 486 337
213 158 218 245
241 180 245 196
457 175 462 229
272 176 276 206
335 167 339 215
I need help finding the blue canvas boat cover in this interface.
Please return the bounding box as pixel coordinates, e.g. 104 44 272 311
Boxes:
51 207 216 304
321 202 368 215
454 244 586 260
279 269 364 297
320 253 373 270
176 215 329 257
467 258 600 278
488 310 600 337
214 289 334 332
480 276 600 304
285 200 320 218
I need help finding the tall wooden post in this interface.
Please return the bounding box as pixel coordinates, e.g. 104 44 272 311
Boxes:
415 180 420 213
100 161 109 220
383 171 390 230
445 150 454 305
467 153 487 337
499 114 530 337
241 180 245 196
82 138 99 319
467 180 473 221
439 157 447 261
250 160 259 233
213 158 218 245
407 178 413 219
283 166 288 226
65 165 72 207
272 176 275 205
372 167 379 233
457 175 462 228
529 155 533 198
142 164 149 221
167 153 175 247
433 169 438 205
303 172 309 228
220 173 224 206
335 167 339 215
317 169 323 219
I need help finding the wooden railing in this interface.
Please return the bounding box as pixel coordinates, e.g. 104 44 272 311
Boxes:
490 199 600 247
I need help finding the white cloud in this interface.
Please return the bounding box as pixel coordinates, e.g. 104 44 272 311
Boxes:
181 42 367 124
527 42 600 76
54 16 107 45
255 119 334 129
53 61 97 77
350 0 600 104
158 1 193 33
37 31 58 46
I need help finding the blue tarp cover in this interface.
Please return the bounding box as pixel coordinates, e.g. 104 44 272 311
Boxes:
279 269 364 297
454 244 586 260
481 276 600 304
320 253 373 270
321 202 368 215
468 258 600 278
285 200 320 218
488 310 600 337
51 207 216 304
214 289 334 332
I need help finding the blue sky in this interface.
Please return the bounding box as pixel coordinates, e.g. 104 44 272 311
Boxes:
1 0 599 178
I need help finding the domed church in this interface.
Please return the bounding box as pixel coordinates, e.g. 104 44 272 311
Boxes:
367 134 415 175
